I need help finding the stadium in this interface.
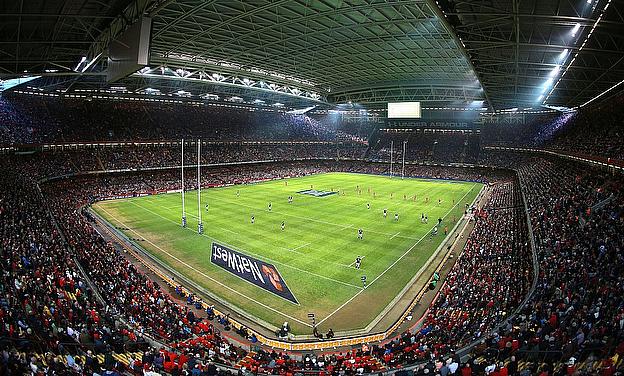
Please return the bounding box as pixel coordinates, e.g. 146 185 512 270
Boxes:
1 0 623 375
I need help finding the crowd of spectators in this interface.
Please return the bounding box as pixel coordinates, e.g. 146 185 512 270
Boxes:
241 348 384 374
0 96 59 144
0 95 339 144
1 148 623 375
0 161 258 374
509 158 623 372
481 93 624 163
0 168 151 375
540 96 624 162
392 156 624 375
369 131 481 164
3 88 624 166
0 141 506 183
480 114 560 148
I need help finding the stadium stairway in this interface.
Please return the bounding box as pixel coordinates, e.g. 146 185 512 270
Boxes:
30 350 145 369
470 352 623 374
233 351 256 370
370 356 387 372
95 152 105 171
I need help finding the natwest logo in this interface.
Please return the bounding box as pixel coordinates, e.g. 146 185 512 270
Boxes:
211 242 298 304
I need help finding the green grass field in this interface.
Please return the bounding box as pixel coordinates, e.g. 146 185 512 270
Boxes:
93 172 481 335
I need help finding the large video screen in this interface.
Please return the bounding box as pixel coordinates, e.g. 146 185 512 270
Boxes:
387 102 421 119
107 17 152 82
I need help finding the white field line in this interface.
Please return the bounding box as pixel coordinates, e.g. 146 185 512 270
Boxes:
277 244 353 270
184 212 237 235
126 200 362 290
390 232 401 239
289 242 310 252
316 183 477 326
208 195 422 240
97 205 312 327
221 228 238 235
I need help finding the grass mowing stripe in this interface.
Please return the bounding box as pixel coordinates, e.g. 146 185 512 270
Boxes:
96 205 313 327
127 200 364 290
144 198 359 271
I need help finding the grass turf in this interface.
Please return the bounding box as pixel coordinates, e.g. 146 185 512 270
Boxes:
93 172 481 335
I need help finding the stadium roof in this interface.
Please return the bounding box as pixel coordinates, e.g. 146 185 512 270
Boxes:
1 0 623 110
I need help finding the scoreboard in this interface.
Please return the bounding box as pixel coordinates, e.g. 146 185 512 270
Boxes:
387 102 421 119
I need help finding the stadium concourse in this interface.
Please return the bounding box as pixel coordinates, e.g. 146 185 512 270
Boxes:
0 90 622 375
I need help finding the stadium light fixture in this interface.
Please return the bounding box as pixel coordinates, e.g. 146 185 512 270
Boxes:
164 52 317 86
545 0 612 104
200 93 219 100
80 52 102 73
571 23 581 37
549 66 561 77
175 68 191 77
287 105 317 114
558 49 569 61
74 56 87 71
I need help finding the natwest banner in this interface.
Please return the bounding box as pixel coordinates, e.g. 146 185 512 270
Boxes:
211 242 299 304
